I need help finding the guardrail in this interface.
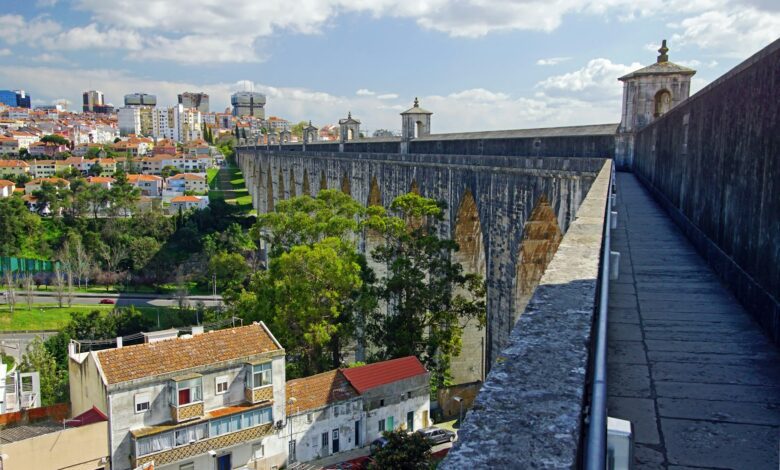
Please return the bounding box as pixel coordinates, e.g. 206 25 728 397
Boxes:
584 161 615 470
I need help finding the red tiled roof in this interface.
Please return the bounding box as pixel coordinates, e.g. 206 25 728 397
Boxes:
340 356 428 394
0 179 15 188
96 323 282 385
171 195 202 203
169 173 205 181
68 406 108 427
286 370 358 414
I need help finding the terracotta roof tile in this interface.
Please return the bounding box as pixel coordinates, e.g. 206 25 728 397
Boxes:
340 356 428 394
286 370 358 414
96 323 282 385
171 195 203 203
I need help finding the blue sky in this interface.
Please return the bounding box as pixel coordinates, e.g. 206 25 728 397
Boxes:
0 0 777 133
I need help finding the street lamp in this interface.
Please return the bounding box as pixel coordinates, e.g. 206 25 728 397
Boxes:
453 396 464 428
287 397 297 467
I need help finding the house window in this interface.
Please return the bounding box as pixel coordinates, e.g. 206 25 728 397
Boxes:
379 399 384 407
378 419 385 433
135 393 151 413
216 375 229 394
173 377 203 406
252 362 273 388
407 391 412 399
307 413 313 424
252 443 264 459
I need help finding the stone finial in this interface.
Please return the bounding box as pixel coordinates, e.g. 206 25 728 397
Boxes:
657 39 669 63
308 120 312 126
348 111 352 119
414 97 419 107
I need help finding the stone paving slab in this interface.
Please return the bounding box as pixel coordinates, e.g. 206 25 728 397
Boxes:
606 173 780 469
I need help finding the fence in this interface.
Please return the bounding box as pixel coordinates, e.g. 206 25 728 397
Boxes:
0 257 60 276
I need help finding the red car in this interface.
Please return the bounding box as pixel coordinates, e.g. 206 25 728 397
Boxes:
99 298 115 305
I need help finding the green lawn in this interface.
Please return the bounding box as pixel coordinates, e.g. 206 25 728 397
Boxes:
32 281 209 295
0 304 193 331
206 168 219 188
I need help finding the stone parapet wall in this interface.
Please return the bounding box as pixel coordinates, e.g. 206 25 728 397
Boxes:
633 38 780 343
442 160 612 468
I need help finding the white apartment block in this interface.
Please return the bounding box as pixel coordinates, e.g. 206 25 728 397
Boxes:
153 105 203 143
119 107 142 136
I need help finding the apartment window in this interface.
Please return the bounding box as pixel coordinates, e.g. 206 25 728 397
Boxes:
252 362 272 388
216 375 229 394
135 393 150 413
180 463 194 470
174 423 207 446
252 443 265 459
173 377 203 406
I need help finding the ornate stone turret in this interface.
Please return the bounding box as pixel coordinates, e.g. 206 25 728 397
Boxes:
615 40 696 168
400 97 433 141
338 112 361 142
303 120 318 144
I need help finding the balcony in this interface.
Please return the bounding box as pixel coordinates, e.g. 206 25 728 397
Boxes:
170 374 203 423
244 361 274 404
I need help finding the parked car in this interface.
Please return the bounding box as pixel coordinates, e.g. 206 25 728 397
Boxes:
99 298 115 305
369 437 389 455
416 426 457 446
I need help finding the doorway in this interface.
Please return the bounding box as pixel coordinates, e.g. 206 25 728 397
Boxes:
321 431 329 456
407 411 414 432
216 453 231 470
355 420 361 447
332 429 340 453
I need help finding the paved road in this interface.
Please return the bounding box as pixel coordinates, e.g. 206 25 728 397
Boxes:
607 173 780 469
3 292 222 308
0 331 58 364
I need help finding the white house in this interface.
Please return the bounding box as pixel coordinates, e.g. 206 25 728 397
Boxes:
167 173 207 194
170 195 209 212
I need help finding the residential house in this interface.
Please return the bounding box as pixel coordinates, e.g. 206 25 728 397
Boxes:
170 195 209 212
0 179 15 197
0 159 29 177
30 160 56 178
127 174 163 197
0 136 19 154
167 173 207 193
87 176 115 189
97 157 117 175
73 143 103 157
28 141 67 158
67 323 288 470
6 131 38 150
0 405 110 470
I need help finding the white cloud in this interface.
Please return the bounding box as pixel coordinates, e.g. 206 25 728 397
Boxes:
41 23 144 51
0 48 11 56
377 93 399 100
536 57 572 66
356 89 376 96
0 15 61 45
32 53 67 63
132 34 265 63
536 58 641 100
669 7 780 58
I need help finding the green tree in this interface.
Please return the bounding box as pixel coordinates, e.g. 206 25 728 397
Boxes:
87 162 104 176
40 134 69 146
128 236 160 271
208 251 250 293
290 121 308 139
245 237 363 376
0 197 41 256
369 429 433 470
368 193 486 390
32 180 71 216
109 172 141 216
19 337 68 405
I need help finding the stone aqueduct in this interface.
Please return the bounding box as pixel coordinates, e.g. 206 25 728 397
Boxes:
235 147 608 382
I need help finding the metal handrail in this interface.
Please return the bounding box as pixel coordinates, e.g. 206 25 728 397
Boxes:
585 161 615 470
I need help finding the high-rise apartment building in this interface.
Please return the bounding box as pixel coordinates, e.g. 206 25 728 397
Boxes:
0 90 31 108
83 90 113 113
152 104 203 143
231 91 266 118
178 92 209 114
124 93 157 107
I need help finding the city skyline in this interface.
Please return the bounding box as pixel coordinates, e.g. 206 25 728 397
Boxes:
0 1 778 132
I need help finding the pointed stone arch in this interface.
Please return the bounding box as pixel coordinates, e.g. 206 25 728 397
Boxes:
514 195 563 323
277 167 285 200
450 188 487 384
266 164 274 212
367 176 382 207
341 172 351 196
302 169 311 196
320 170 327 192
289 168 297 198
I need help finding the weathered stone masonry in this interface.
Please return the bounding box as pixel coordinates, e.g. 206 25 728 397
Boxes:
235 149 607 370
